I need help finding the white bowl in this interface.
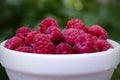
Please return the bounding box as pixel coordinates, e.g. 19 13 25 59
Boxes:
0 39 120 80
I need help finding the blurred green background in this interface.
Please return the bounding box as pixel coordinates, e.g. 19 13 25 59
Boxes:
0 0 120 80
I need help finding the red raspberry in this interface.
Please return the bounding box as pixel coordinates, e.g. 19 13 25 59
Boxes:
16 27 31 37
25 31 39 46
96 39 113 51
5 36 24 50
66 18 82 28
66 19 88 32
16 27 31 42
40 18 58 33
33 34 55 54
88 25 108 40
44 26 63 45
62 28 84 45
55 42 74 54
16 46 33 53
74 33 96 53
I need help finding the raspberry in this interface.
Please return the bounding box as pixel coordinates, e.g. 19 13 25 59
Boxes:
74 33 96 53
88 25 108 40
62 28 84 45
16 27 31 42
33 34 55 54
55 42 74 54
16 46 33 53
44 26 63 45
40 18 58 33
16 27 31 37
25 31 39 46
5 36 24 50
66 19 88 32
96 39 113 51
66 19 82 28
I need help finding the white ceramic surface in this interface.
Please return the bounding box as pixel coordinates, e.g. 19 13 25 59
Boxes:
0 39 120 80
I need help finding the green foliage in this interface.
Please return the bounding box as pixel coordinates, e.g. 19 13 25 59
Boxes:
0 0 120 80
0 0 120 42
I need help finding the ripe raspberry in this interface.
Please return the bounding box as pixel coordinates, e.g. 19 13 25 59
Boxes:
44 26 63 45
55 42 74 54
66 19 88 32
62 28 84 45
40 18 58 33
88 25 108 40
96 39 113 51
16 46 33 53
33 34 55 54
66 18 82 28
5 36 24 50
16 27 31 42
25 31 39 46
74 33 96 53
16 27 31 37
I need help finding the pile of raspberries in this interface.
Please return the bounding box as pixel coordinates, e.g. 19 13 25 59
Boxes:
5 18 113 54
